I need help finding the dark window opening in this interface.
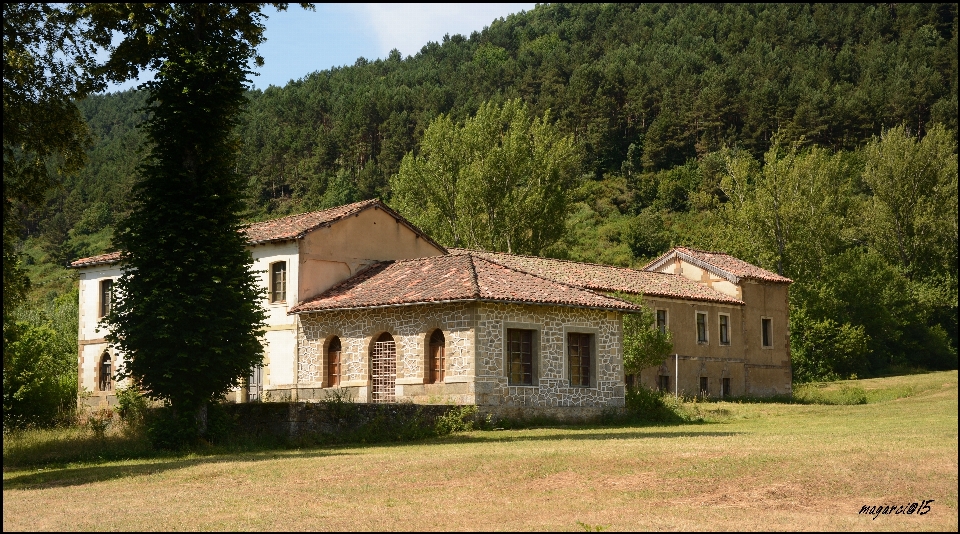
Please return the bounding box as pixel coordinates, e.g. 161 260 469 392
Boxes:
658 374 670 392
99 279 113 318
722 377 731 398
700 376 709 397
270 262 287 303
568 332 592 387
327 337 341 387
762 318 772 347
429 329 445 383
719 315 730 345
98 352 113 392
507 329 534 386
697 312 707 343
656 309 667 334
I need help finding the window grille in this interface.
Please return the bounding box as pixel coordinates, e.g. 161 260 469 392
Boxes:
327 337 341 387
507 329 533 386
270 262 286 303
371 333 396 403
568 333 591 387
429 329 445 383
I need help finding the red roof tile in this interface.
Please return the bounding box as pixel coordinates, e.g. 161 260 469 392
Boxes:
645 247 792 284
69 251 122 268
289 254 640 313
243 199 443 250
70 199 445 268
449 249 743 305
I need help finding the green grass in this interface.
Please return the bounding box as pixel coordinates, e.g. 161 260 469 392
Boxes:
4 371 958 531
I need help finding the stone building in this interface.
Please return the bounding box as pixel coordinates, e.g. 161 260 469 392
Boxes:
71 199 791 415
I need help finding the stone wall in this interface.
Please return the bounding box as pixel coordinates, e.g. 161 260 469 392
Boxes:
296 303 476 402
474 302 625 408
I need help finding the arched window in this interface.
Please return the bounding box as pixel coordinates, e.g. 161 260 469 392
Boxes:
429 329 445 383
327 337 342 387
98 352 113 392
370 332 396 403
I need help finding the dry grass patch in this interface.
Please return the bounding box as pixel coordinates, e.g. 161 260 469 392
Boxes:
4 371 957 531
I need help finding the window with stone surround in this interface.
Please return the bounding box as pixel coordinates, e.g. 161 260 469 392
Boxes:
327 337 341 387
429 329 445 383
761 317 772 348
506 328 534 386
567 332 592 387
98 351 113 392
696 311 708 344
269 261 286 303
719 313 730 345
722 377 731 398
699 376 708 397
656 309 668 334
99 279 113 318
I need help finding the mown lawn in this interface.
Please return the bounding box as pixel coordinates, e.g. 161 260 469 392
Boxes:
3 371 957 531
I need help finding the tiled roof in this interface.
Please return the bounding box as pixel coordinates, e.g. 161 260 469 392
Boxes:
644 247 792 284
448 249 743 305
70 199 445 268
69 251 122 268
289 254 640 313
243 199 444 250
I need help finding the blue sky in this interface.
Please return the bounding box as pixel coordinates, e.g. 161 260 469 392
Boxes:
107 3 536 92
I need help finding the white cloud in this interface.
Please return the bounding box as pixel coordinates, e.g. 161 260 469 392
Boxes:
356 3 536 58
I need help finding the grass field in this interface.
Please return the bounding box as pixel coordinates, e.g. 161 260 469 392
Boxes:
3 371 958 531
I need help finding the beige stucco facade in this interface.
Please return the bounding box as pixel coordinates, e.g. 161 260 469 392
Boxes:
76 203 445 405
639 257 792 397
74 202 790 411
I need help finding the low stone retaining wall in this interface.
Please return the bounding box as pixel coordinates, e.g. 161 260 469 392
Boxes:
224 402 468 442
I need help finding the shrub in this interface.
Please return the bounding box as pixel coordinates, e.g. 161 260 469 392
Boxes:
624 386 685 423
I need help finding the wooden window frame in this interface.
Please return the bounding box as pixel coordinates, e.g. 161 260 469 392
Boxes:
428 329 446 384
567 332 594 388
505 325 538 386
761 317 773 348
269 261 287 304
696 311 708 344
718 313 731 346
98 351 113 392
326 337 341 388
655 309 668 335
99 279 113 318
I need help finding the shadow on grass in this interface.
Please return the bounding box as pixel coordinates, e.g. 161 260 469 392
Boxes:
3 447 352 490
440 428 744 445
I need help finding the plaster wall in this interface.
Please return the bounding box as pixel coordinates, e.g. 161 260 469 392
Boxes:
650 258 741 299
77 264 124 341
297 207 445 301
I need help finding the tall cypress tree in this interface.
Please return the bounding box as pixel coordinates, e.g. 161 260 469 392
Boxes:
102 5 275 434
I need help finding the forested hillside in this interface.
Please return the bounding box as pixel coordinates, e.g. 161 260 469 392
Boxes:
16 3 958 382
